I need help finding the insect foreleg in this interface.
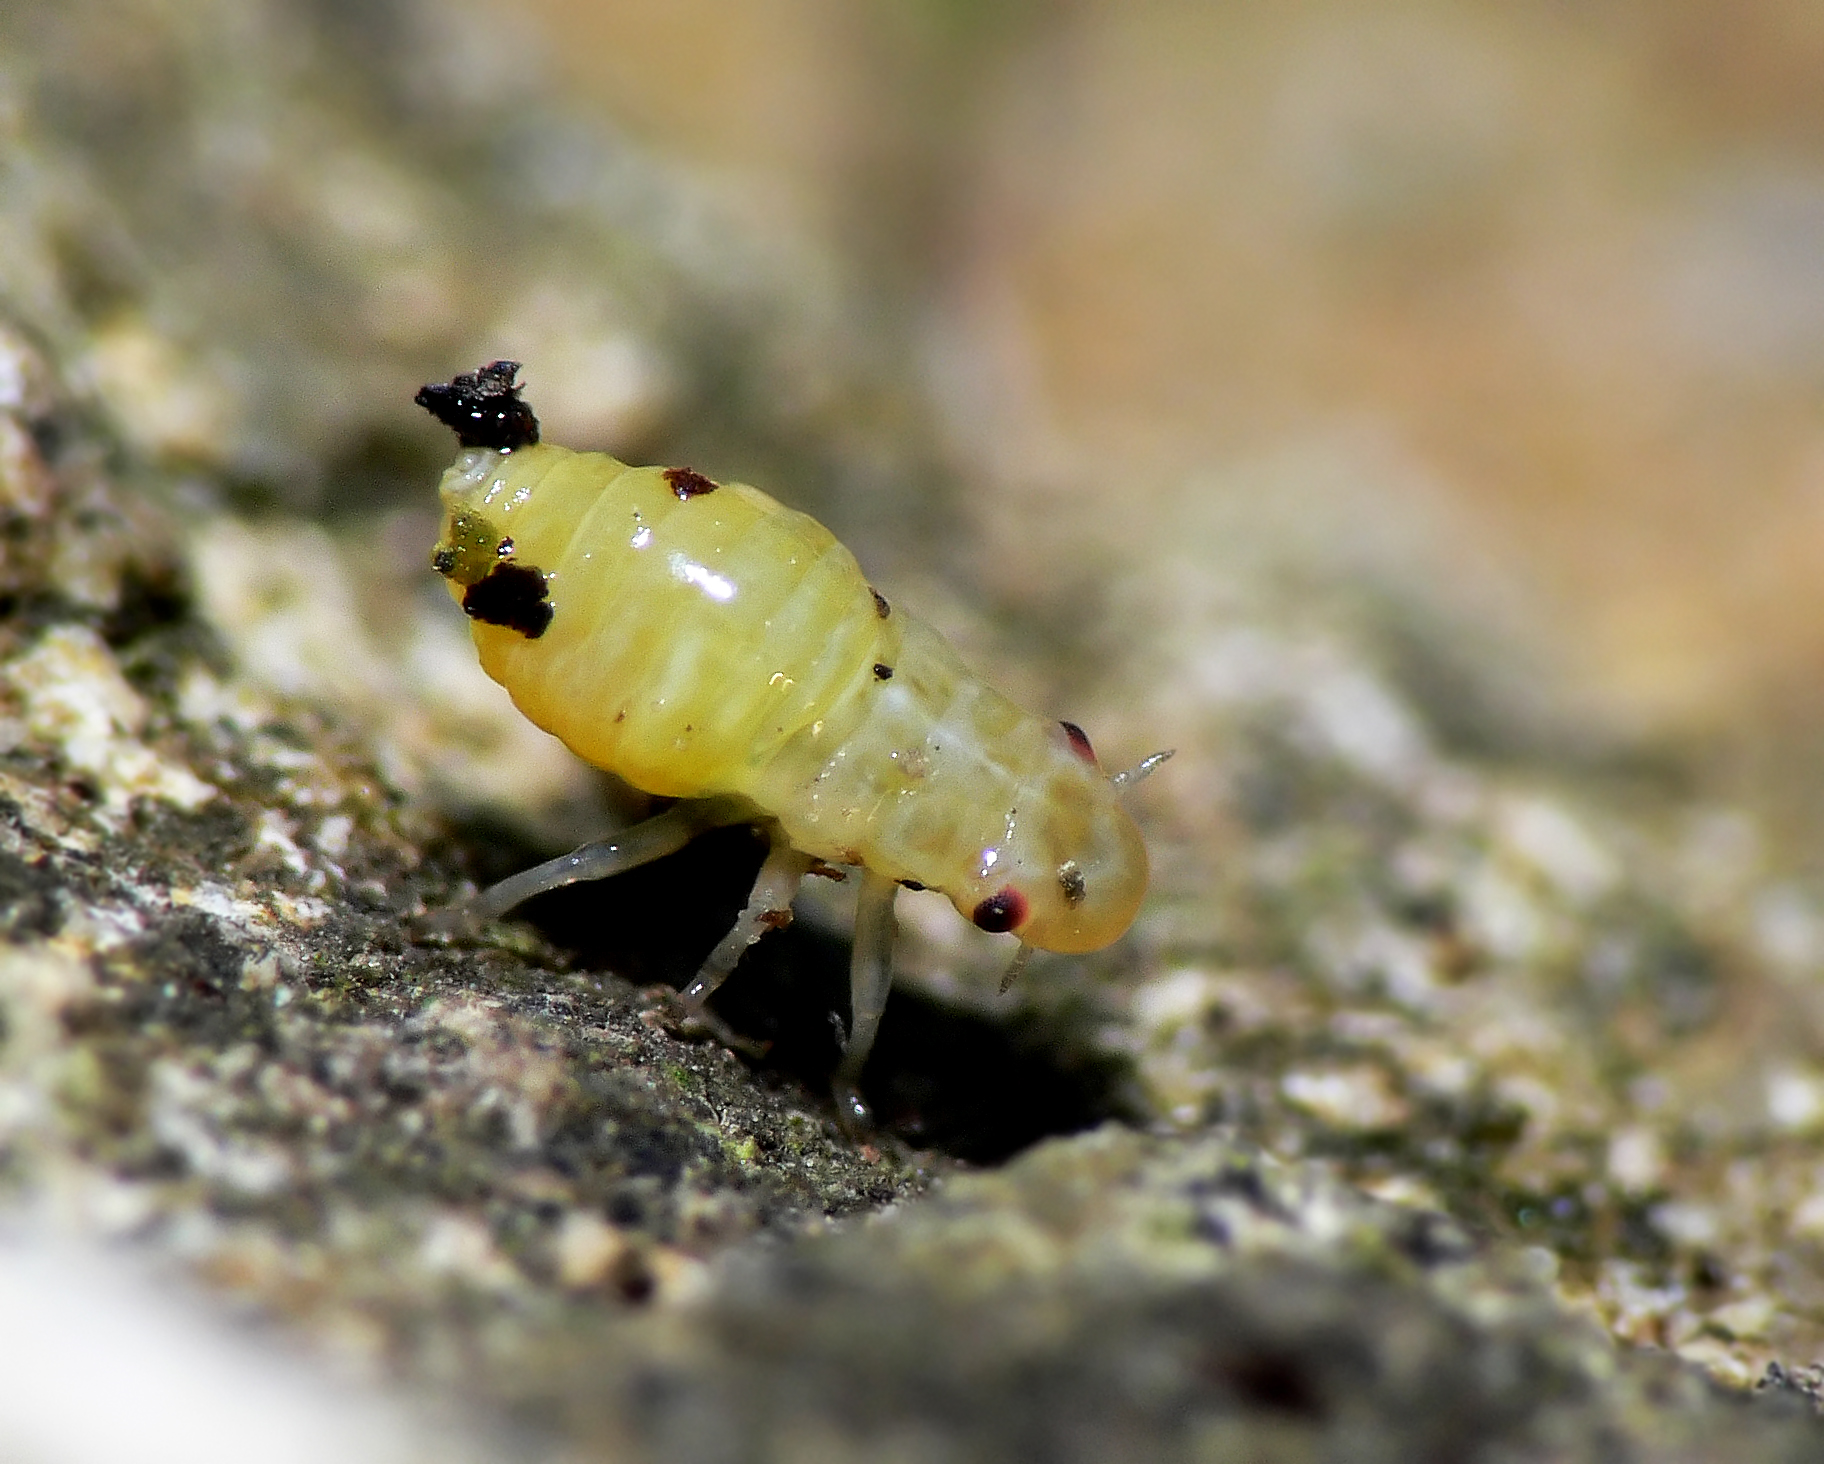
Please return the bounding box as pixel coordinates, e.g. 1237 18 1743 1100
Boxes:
678 823 815 1008
832 869 899 1130
469 799 744 922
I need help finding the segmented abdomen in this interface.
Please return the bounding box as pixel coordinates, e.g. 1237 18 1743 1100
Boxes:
439 443 882 800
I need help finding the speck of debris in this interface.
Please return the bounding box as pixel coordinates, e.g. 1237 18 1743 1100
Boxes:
664 467 719 500
415 360 540 450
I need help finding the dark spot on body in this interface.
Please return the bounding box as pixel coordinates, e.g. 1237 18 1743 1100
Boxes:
898 879 926 892
431 547 456 576
870 588 890 618
128 911 250 1008
614 710 626 723
496 537 514 557
1691 1250 1730 1292
759 908 794 931
1193 1162 1295 1222
1058 861 1086 908
972 888 1028 933
873 663 894 681
415 360 540 450
664 467 718 500
461 562 552 638
1059 720 1096 765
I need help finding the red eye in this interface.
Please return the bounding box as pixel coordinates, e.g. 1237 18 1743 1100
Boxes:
1058 720 1097 765
971 888 1028 933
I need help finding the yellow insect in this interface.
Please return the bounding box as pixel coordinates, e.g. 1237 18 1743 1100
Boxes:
417 362 1165 1126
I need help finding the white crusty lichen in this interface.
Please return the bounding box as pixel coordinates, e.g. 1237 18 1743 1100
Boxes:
188 516 588 820
6 623 217 814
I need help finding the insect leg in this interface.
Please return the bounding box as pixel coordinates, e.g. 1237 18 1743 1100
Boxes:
997 943 1034 994
468 800 738 922
832 869 898 1130
677 824 815 1008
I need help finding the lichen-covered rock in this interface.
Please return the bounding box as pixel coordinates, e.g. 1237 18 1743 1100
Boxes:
489 1128 1824 1462
3 1 1824 1460
0 308 1814 1457
1072 570 1824 1388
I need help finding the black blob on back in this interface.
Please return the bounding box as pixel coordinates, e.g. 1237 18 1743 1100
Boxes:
461 562 552 638
416 361 541 450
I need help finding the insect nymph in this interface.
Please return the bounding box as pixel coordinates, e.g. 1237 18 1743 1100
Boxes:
417 362 1163 1126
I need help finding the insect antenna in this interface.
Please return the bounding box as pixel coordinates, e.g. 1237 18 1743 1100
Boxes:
998 943 1034 995
1109 749 1173 792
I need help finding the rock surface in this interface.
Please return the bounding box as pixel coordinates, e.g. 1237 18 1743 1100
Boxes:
1 2 1823 1461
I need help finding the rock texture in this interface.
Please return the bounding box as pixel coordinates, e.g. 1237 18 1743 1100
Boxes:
2 2 1824 1461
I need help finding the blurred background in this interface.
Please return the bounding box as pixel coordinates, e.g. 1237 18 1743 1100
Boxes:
509 0 1824 835
8 0 1824 846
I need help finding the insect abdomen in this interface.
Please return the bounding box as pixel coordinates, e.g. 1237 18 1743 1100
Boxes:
437 443 885 798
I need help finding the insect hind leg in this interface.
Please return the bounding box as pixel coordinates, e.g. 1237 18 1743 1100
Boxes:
677 823 814 1008
832 870 898 1131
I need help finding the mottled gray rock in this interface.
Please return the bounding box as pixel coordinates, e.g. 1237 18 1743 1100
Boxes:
553 1127 1822 1464
2 2 1824 1462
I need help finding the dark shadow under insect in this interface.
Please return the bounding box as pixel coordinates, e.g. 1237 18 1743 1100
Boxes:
497 827 1136 1163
